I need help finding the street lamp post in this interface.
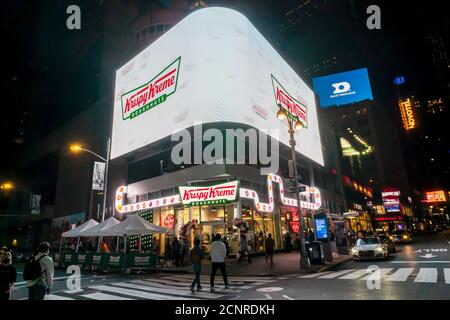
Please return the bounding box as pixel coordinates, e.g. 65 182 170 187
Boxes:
276 105 311 270
70 137 111 223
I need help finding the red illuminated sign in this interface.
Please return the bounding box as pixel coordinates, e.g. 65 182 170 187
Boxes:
164 214 175 229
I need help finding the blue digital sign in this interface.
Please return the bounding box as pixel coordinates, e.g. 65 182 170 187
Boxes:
315 218 328 240
312 68 373 108
394 76 406 85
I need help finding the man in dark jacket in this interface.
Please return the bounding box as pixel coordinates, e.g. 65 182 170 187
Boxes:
172 237 181 267
0 251 17 300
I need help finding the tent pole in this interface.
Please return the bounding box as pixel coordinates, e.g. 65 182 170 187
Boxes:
76 237 80 253
139 235 142 252
97 236 103 252
124 236 127 254
116 236 119 253
59 237 63 253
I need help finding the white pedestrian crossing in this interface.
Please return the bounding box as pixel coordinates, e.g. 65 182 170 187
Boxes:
414 268 438 283
300 267 450 285
386 268 414 282
81 292 133 300
318 269 356 279
360 268 393 280
38 274 266 301
444 269 450 284
89 284 199 300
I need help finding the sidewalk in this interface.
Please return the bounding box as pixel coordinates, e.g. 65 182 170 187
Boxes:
155 251 352 276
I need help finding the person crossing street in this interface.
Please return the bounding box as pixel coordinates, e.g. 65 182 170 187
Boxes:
210 234 228 292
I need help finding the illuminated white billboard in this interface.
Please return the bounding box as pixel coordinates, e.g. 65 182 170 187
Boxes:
111 7 324 166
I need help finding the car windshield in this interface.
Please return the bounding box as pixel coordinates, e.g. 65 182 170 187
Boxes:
356 238 380 245
393 230 405 235
378 235 387 240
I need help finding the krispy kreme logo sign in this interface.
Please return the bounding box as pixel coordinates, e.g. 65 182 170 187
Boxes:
271 75 308 128
178 181 239 206
121 57 181 120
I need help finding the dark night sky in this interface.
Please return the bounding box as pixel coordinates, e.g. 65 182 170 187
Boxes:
1 0 449 175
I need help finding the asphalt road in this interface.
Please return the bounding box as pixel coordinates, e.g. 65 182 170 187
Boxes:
9 232 450 300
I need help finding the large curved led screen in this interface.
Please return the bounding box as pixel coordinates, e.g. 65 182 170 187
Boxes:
111 7 324 166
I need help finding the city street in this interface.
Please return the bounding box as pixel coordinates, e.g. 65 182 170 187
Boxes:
10 232 450 300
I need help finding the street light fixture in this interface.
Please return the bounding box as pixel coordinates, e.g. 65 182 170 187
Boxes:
68 138 111 222
0 182 15 190
276 103 311 271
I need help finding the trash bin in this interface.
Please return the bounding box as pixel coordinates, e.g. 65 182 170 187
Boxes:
305 241 325 264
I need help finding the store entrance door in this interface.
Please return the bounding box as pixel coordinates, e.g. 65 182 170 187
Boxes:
198 221 226 257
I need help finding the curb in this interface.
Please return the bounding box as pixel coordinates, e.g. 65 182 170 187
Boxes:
316 257 353 273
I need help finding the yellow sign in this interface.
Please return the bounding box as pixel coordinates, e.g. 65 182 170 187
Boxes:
399 98 416 130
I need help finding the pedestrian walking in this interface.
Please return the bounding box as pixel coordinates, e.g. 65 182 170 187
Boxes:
0 251 17 300
237 234 251 263
183 238 190 266
285 234 292 252
264 233 275 268
24 242 54 300
172 237 181 267
189 238 204 293
210 234 228 292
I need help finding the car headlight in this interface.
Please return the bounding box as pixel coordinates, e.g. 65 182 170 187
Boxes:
351 248 359 254
403 235 408 239
389 236 393 240
375 246 384 253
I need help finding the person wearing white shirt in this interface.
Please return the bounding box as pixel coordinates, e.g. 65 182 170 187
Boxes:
209 234 228 292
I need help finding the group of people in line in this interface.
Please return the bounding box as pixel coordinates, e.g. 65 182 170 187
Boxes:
0 242 54 300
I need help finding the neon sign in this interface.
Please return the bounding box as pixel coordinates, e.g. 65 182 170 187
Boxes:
399 98 416 131
422 190 446 203
115 174 322 214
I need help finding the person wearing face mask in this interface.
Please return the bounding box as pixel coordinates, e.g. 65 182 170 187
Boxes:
0 251 17 300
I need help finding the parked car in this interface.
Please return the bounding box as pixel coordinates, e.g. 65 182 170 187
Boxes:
377 234 396 253
351 237 389 261
390 230 412 243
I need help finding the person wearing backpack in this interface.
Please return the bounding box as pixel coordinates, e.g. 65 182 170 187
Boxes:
24 242 54 300
189 238 204 293
0 251 17 300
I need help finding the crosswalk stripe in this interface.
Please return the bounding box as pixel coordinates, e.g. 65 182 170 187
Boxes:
338 269 371 280
81 292 133 300
162 275 246 285
134 279 244 293
318 269 356 279
299 272 332 279
112 282 226 299
164 274 275 283
414 268 438 283
44 294 74 300
139 277 248 289
360 268 394 280
89 285 199 300
444 269 450 284
386 268 414 282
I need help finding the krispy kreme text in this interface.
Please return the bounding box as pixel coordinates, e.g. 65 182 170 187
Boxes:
271 75 308 127
121 57 180 120
179 181 239 206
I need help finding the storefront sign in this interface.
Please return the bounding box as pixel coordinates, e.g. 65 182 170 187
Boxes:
272 75 308 128
178 181 239 206
289 221 300 233
115 174 322 215
374 215 403 222
121 57 180 121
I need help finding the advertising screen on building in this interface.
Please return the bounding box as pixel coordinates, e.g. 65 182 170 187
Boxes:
111 7 324 166
381 187 401 213
312 68 373 108
315 218 328 240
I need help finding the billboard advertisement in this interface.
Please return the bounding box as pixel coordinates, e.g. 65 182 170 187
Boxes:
381 187 401 213
312 68 373 108
111 7 324 166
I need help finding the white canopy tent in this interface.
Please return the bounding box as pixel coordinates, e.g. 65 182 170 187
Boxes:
78 216 120 237
98 215 168 253
60 219 99 253
61 219 99 237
